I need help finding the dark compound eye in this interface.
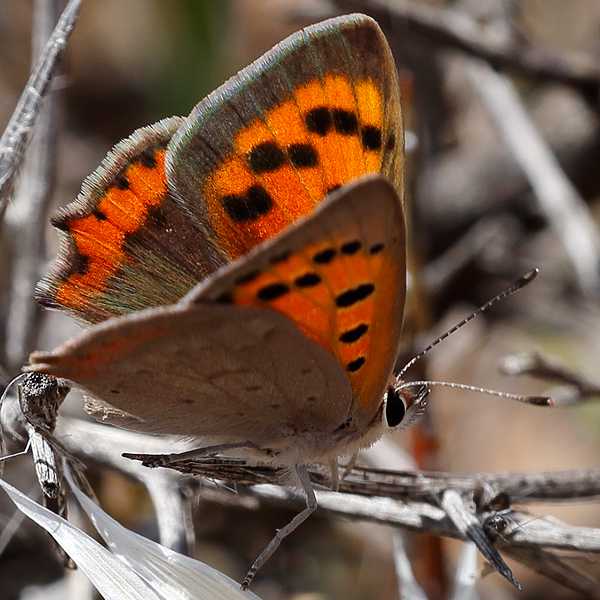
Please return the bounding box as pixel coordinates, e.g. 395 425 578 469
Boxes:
385 387 407 428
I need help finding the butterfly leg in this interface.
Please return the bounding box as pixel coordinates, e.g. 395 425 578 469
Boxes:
329 458 340 492
241 465 317 589
122 440 258 468
342 451 358 479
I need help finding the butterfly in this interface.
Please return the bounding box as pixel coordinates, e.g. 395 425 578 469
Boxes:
28 13 426 586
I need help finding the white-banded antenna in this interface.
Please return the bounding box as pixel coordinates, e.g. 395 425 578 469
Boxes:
396 380 551 406
393 269 552 407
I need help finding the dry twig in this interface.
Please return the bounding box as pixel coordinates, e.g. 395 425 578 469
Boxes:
501 350 600 405
333 0 600 97
4 0 66 373
0 0 82 216
54 417 600 595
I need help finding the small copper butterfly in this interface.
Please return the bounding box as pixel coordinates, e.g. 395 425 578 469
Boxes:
28 14 424 586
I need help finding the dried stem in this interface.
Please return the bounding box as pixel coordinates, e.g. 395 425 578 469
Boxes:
332 0 600 97
4 0 65 373
53 417 600 594
0 0 82 216
465 57 600 295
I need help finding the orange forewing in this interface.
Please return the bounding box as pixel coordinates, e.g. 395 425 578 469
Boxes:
202 77 388 260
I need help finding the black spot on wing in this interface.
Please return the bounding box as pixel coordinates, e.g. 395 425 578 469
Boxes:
222 185 273 222
138 148 158 169
51 216 71 232
347 357 366 372
313 248 336 264
91 207 107 221
341 240 361 255
257 283 290 301
361 125 382 151
113 171 130 190
248 142 286 174
339 324 368 343
305 107 332 136
332 109 358 135
336 283 375 307
294 273 321 288
369 242 384 254
71 252 89 276
288 144 318 168
235 270 261 286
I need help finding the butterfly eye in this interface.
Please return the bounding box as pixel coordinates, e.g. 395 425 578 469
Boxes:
384 387 407 427
384 384 429 429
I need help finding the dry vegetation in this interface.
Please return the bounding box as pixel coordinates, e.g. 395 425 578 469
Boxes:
1 1 600 599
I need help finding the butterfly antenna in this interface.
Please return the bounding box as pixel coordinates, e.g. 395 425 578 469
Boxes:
396 380 551 406
395 270 547 406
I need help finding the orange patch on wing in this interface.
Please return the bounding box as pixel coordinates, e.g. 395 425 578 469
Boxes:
203 75 386 260
323 75 365 182
355 80 385 172
272 295 332 351
204 154 292 257
336 303 374 363
262 99 327 204
55 150 169 311
351 262 402 410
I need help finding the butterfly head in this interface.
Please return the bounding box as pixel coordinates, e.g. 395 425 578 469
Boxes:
382 382 429 431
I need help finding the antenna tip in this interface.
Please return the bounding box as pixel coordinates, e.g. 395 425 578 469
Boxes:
518 268 539 286
526 395 553 406
506 268 539 294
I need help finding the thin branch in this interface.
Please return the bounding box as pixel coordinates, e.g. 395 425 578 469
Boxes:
125 456 600 505
500 546 600 599
441 488 519 589
465 57 600 295
393 532 430 600
5 0 63 373
37 417 600 593
332 0 600 96
0 0 82 217
56 417 600 526
501 351 600 404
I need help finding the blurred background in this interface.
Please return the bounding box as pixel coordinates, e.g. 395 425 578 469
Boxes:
1 0 600 598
